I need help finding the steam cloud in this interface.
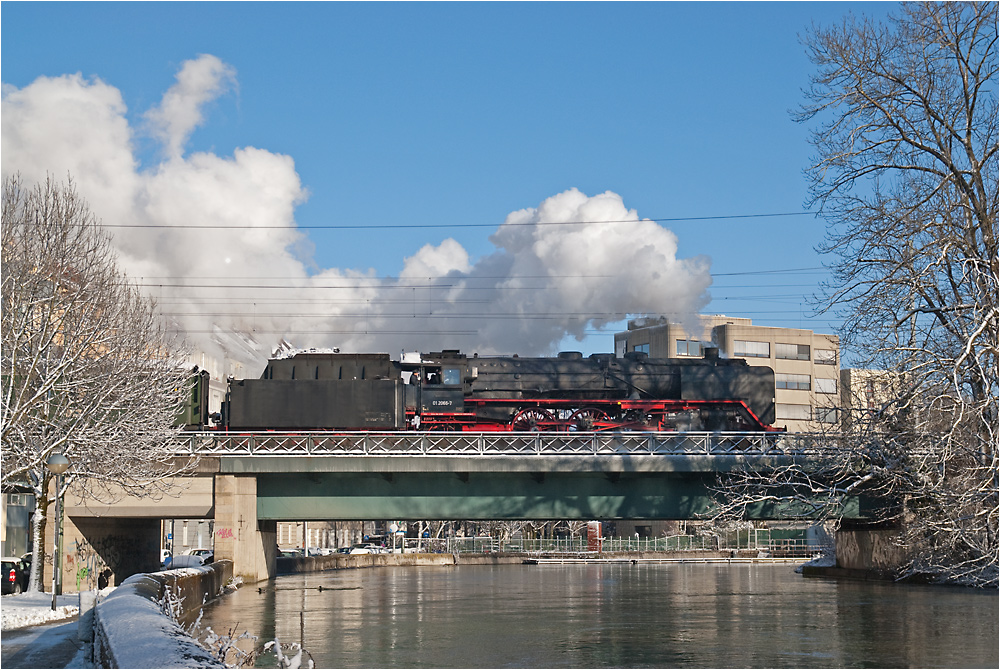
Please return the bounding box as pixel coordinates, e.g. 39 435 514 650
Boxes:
2 55 712 372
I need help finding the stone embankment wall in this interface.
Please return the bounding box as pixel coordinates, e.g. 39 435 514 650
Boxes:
90 561 233 668
275 549 764 574
276 552 522 573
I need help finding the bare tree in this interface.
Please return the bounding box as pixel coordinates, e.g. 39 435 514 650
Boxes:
714 3 997 586
1 175 193 591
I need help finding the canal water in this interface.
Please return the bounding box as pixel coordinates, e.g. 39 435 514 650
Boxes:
199 563 998 668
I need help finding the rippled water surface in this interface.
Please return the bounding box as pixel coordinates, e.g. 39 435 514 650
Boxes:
200 563 998 668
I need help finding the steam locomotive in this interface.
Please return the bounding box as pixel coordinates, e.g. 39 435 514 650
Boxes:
191 347 780 432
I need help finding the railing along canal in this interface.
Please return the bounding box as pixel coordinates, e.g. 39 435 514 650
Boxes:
171 431 842 457
385 535 831 556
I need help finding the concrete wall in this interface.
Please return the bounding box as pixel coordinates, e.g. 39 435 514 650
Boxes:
273 550 754 575
48 515 161 594
91 561 232 668
836 528 908 574
66 477 215 519
277 552 460 573
213 475 276 584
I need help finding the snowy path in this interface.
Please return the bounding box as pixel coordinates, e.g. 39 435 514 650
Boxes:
1 592 86 668
0 618 86 669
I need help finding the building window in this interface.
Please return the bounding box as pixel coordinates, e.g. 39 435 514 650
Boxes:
815 407 838 423
776 343 810 360
776 373 811 390
814 349 837 366
776 403 811 420
633 343 650 354
734 340 770 358
675 339 702 356
815 377 838 394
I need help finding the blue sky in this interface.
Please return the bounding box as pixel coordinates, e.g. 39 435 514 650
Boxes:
1 2 894 363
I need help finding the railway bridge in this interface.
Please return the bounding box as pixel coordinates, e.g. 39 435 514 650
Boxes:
58 431 874 586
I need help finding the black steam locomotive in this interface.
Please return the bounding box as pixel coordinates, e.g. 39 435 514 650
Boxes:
204 348 780 432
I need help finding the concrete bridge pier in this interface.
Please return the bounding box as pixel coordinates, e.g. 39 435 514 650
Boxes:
834 522 907 576
213 475 276 584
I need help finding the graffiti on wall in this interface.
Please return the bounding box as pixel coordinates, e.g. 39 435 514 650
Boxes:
66 533 149 591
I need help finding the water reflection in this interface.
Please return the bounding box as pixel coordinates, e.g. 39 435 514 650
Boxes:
199 564 998 668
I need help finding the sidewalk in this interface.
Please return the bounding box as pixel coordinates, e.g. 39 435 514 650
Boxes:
1 592 85 669
1 618 85 668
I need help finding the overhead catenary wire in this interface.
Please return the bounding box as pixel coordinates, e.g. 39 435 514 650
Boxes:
134 268 828 291
94 211 816 230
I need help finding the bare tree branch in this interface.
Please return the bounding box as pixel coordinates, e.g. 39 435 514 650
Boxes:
1 174 196 591
716 2 997 587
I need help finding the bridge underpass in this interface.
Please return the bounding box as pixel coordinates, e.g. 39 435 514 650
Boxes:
57 431 877 587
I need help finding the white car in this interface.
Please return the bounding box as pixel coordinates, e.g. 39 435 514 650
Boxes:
348 544 385 555
185 548 214 563
169 554 207 568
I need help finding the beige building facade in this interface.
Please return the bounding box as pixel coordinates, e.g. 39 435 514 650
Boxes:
838 367 900 434
614 315 841 432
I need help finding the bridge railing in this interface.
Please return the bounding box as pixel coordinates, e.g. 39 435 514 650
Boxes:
396 535 832 555
172 431 843 456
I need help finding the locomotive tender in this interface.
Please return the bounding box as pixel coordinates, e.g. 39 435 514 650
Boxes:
215 347 781 432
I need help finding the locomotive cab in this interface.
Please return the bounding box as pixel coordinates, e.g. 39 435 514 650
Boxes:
400 351 469 419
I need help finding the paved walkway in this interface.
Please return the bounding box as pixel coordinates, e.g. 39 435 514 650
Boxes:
1 617 84 669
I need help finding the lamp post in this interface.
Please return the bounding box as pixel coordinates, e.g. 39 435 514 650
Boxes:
45 452 71 611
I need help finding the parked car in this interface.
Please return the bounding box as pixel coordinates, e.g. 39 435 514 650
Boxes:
2 557 28 595
279 548 304 558
349 544 386 555
169 555 208 568
308 547 333 556
185 548 214 564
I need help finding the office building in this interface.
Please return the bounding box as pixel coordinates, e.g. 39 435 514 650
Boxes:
614 315 841 432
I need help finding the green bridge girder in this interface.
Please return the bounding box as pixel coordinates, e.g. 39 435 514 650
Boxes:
213 454 874 521
254 470 867 520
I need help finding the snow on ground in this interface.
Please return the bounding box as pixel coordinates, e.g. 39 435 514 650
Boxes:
1 591 80 631
795 553 837 573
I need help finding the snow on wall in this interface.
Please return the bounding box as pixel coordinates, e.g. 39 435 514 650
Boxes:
93 564 232 668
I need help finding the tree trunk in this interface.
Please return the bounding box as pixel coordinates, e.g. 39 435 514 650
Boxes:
28 473 50 593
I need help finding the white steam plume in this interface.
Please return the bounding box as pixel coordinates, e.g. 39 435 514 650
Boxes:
144 54 237 160
1 55 712 372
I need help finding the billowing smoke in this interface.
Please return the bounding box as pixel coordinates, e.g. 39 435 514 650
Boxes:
1 55 712 372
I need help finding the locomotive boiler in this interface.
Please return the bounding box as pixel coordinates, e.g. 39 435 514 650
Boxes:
216 348 781 432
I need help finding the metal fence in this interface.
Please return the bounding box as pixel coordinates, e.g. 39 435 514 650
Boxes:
395 534 830 556
172 431 843 457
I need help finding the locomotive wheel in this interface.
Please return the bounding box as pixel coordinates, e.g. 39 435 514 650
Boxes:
569 407 610 431
512 408 554 431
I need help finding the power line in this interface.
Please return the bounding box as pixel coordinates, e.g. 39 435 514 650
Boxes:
135 267 828 291
166 329 480 335
102 211 814 230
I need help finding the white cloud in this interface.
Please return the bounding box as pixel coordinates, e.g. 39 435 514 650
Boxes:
2 55 712 370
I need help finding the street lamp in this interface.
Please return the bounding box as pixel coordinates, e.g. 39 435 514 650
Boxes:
45 452 71 611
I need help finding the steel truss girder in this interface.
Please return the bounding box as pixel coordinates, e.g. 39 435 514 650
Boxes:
175 431 838 457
